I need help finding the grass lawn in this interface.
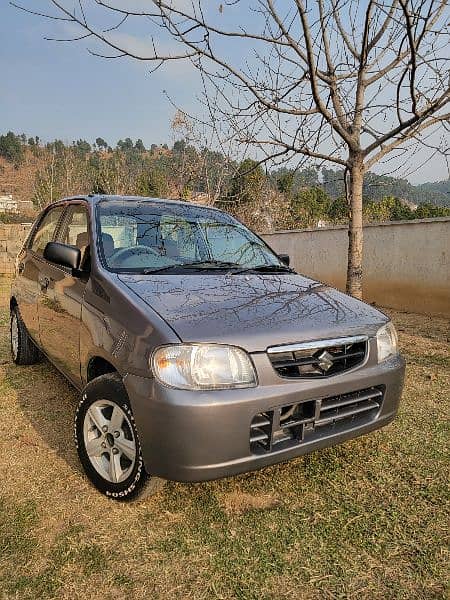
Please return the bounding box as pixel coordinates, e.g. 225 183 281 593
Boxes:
0 276 448 599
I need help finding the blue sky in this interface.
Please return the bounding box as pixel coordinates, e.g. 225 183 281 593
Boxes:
1 1 447 184
1 2 201 147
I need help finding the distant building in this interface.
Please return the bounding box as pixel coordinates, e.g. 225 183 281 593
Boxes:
0 194 34 214
0 194 18 212
19 200 34 214
191 192 211 205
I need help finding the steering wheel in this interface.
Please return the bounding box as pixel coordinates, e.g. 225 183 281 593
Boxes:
110 245 160 267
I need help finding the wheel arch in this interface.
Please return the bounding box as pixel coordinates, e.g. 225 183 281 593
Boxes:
86 355 119 383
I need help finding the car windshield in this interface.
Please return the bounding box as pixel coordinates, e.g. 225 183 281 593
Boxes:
96 199 285 274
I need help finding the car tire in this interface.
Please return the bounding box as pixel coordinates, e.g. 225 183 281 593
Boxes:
10 306 41 365
75 373 165 501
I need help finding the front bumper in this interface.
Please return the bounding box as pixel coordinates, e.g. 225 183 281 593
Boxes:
124 353 405 482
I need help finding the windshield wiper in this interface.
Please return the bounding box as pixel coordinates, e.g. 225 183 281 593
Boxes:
231 264 296 275
180 260 241 269
141 261 295 275
142 260 240 274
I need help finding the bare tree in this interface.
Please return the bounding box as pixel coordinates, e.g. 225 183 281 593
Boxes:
14 0 450 298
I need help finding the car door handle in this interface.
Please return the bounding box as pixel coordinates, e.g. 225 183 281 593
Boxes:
38 276 50 291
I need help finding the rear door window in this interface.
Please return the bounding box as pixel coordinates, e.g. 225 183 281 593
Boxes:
30 206 65 256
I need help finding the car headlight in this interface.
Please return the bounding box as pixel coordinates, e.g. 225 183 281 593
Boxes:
151 344 257 390
376 322 398 362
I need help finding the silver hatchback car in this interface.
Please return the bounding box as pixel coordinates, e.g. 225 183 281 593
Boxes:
10 195 405 500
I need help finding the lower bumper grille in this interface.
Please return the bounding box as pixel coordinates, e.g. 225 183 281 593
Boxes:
250 387 384 454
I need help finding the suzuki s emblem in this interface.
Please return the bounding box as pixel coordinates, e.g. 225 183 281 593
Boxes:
318 350 334 372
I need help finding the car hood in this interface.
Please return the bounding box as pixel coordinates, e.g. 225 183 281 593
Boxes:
118 272 388 352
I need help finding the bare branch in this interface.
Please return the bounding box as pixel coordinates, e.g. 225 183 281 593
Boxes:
365 111 450 168
364 89 450 157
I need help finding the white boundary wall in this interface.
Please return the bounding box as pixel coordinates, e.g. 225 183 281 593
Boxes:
261 217 450 317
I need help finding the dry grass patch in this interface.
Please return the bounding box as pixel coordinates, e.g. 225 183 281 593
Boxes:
219 491 281 515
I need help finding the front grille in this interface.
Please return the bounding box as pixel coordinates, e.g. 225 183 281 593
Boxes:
250 387 384 454
267 335 368 378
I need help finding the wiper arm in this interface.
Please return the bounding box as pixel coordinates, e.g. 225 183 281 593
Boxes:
180 260 241 269
142 260 240 274
142 264 180 274
231 264 296 275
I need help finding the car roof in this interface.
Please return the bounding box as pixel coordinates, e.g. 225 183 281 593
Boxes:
58 194 223 213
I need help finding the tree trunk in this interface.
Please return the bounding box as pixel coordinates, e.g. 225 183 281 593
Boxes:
346 156 364 299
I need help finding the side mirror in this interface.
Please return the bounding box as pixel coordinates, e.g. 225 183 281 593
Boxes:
278 253 290 266
44 242 81 270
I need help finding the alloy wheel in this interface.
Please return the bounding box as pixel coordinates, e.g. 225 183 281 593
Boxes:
83 399 137 484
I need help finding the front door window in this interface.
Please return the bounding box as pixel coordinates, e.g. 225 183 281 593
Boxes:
59 205 90 269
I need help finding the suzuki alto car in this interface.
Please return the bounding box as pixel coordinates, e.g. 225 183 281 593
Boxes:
10 195 405 500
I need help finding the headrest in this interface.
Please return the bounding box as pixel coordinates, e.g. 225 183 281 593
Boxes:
76 232 89 248
102 232 115 257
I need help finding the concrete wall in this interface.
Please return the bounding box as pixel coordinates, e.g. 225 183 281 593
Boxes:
262 217 450 317
0 218 449 316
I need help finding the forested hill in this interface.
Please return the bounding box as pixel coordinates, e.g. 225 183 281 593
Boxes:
0 130 449 231
274 167 450 208
415 180 450 207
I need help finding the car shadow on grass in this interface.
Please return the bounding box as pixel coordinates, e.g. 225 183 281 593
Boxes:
4 346 84 477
